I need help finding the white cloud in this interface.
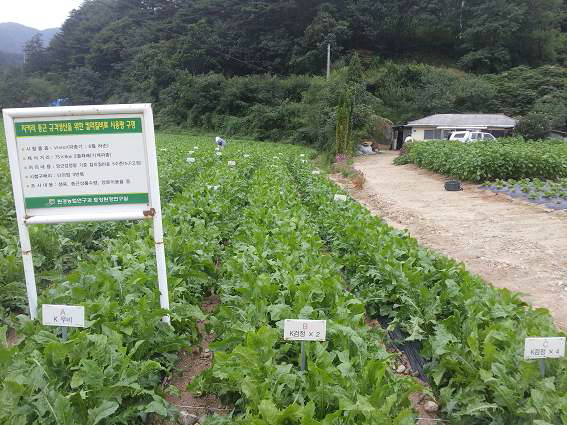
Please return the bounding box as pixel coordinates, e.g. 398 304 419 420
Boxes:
2 0 85 30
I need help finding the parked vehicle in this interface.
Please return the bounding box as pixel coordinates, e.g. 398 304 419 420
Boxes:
449 131 496 142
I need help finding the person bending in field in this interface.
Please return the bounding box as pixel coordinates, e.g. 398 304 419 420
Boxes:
215 136 226 150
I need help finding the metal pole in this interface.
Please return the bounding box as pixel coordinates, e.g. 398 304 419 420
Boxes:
539 358 545 378
300 341 306 371
61 327 68 341
326 44 331 80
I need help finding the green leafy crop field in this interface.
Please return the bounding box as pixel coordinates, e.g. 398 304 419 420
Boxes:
396 138 567 182
0 130 565 424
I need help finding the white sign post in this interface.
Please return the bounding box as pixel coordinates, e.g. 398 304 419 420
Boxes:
2 104 170 323
284 319 327 370
524 337 566 377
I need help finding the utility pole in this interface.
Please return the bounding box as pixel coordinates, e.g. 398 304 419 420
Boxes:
326 43 331 80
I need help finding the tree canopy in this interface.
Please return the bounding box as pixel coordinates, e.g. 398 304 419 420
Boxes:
30 0 567 80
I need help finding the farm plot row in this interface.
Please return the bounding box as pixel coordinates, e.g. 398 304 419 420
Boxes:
481 178 567 210
0 137 309 424
190 160 419 424
289 161 567 424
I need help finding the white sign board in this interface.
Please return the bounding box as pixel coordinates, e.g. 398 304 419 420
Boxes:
3 104 169 323
524 337 565 359
42 304 85 328
284 319 326 341
3 106 159 223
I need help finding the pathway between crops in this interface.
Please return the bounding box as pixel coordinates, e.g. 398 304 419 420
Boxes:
334 151 567 330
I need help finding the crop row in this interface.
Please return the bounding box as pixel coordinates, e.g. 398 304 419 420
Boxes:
395 139 567 182
487 178 567 205
289 161 567 424
191 159 419 424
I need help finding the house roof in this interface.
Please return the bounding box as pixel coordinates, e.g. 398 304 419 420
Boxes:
406 114 517 128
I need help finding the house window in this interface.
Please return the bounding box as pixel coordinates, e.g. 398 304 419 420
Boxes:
424 129 443 139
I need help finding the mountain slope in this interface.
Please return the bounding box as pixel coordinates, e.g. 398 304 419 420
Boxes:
0 22 59 54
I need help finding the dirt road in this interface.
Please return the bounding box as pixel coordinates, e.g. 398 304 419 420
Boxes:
336 151 567 330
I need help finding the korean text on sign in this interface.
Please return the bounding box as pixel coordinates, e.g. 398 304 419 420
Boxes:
284 319 326 341
42 304 85 328
524 337 566 360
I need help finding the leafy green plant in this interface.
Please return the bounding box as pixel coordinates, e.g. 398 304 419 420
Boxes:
396 138 567 182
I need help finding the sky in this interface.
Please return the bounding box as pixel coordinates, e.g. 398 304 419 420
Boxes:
2 0 85 30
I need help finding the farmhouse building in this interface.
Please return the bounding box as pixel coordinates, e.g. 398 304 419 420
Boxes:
393 114 517 149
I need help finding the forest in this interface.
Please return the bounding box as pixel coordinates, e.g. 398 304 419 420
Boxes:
2 0 567 143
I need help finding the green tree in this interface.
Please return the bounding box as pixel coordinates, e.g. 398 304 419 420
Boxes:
459 0 564 72
23 34 48 74
335 89 353 154
291 4 351 74
515 113 552 140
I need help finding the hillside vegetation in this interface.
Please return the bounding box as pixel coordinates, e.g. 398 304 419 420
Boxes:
1 1 567 141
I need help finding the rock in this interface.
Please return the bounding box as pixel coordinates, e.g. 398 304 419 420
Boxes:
424 400 439 413
396 364 407 374
178 410 199 425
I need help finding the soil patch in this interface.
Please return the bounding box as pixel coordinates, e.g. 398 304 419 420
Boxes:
331 151 567 330
6 327 17 346
153 294 230 424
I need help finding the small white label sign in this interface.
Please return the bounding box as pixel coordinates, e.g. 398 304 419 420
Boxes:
284 319 326 341
524 337 565 359
42 304 85 328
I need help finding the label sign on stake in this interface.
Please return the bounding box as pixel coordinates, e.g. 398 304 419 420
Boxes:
42 304 85 328
524 337 565 359
284 319 326 341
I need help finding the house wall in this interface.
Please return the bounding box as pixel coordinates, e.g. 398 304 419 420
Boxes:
411 128 425 140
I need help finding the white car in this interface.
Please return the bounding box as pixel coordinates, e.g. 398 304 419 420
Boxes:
449 131 496 143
